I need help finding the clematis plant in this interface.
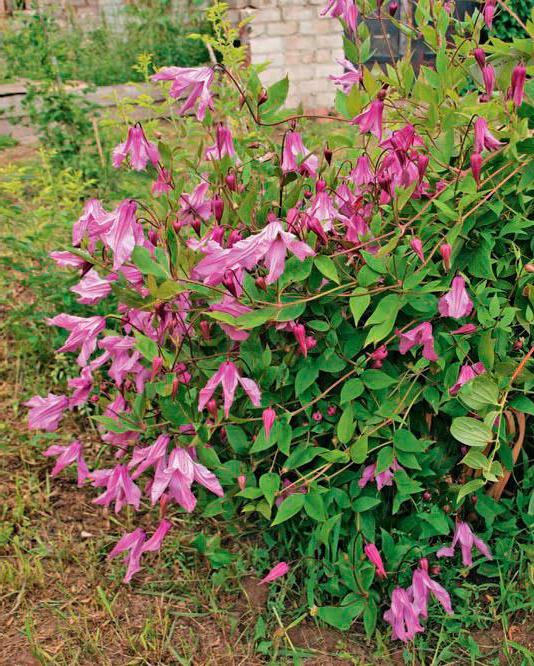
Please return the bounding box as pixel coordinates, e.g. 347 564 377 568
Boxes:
27 0 533 644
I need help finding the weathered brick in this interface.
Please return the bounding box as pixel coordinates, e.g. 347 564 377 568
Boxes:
266 20 298 35
282 6 315 20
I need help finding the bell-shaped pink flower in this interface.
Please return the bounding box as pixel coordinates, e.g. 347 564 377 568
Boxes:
68 366 93 407
151 167 172 196
128 435 170 479
262 406 276 439
507 63 526 107
209 296 252 341
281 131 319 178
46 313 106 367
473 117 502 153
411 558 453 618
439 243 452 271
384 587 424 642
26 393 69 431
483 0 496 29
44 440 90 486
109 519 172 583
102 200 144 270
450 323 477 335
438 276 473 319
112 125 160 171
351 99 384 140
359 459 403 490
437 521 493 566
470 152 482 186
151 66 215 121
410 237 424 262
258 561 289 585
449 361 486 395
92 464 142 513
198 361 261 417
399 322 438 362
205 124 236 161
365 543 387 578
321 0 358 32
349 155 374 186
480 65 495 100
329 58 362 93
49 250 88 269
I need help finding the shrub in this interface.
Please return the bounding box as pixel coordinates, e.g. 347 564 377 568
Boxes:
25 0 534 644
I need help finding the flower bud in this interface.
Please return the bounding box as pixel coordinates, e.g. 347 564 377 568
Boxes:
312 411 323 422
473 48 486 68
148 230 159 246
471 495 478 505
207 399 218 419
324 145 333 165
171 376 180 399
327 406 337 416
470 152 482 186
410 237 424 263
525 263 534 273
258 88 268 106
150 356 163 380
227 229 243 248
225 172 237 191
423 491 432 501
388 1 398 15
191 217 201 236
304 189 313 199
200 320 211 340
443 504 451 513
377 86 388 101
439 243 452 271
316 179 327 193
255 276 267 291
237 474 246 490
211 194 224 222
431 565 441 576
513 338 523 350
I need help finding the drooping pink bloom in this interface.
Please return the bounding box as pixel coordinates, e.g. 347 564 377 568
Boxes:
198 361 261 417
473 48 486 68
359 459 403 490
112 125 160 171
364 543 387 579
108 519 172 583
410 237 424 263
71 269 113 305
281 131 319 178
43 439 90 486
292 322 308 357
178 181 213 231
480 65 495 101
151 167 172 196
507 63 527 107
262 407 276 439
384 588 424 642
438 276 473 319
49 250 88 269
150 447 224 511
439 243 452 271
193 219 315 287
369 344 388 369
101 200 143 270
68 366 93 407
411 558 453 618
437 521 493 566
237 474 247 491
128 435 170 479
209 296 252 341
351 99 384 140
450 323 477 335
151 66 215 121
399 322 438 362
92 464 142 513
205 124 236 161
72 198 113 251
258 561 289 585
482 0 496 29
26 393 69 431
473 117 503 153
449 362 486 395
349 155 374 186
470 152 482 186
321 0 357 32
46 314 106 366
329 58 362 93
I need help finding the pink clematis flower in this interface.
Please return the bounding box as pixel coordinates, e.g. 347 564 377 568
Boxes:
150 447 224 512
68 366 93 407
369 344 388 369
71 269 113 305
321 0 357 32
72 198 113 251
109 519 172 583
329 58 362 93
92 464 142 513
49 250 88 269
507 63 527 107
151 167 172 196
281 131 319 178
439 243 452 271
26 393 69 431
102 200 144 270
151 66 215 121
43 440 90 486
449 362 486 395
351 99 384 140
411 558 453 618
437 521 493 566
205 124 236 161
198 361 261 417
128 435 170 479
384 587 424 642
480 65 495 101
349 155 374 186
473 117 502 153
262 406 276 439
46 314 106 366
470 152 483 186
112 125 160 171
399 322 438 362
193 218 315 287
410 237 425 262
365 543 387 578
359 459 403 490
209 296 252 341
258 561 289 585
438 276 473 319
178 181 213 231
483 0 496 28
450 323 477 335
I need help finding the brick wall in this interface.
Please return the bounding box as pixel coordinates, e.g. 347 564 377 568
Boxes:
231 0 343 111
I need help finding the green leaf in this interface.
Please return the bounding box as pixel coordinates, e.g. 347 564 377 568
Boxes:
315 602 363 631
458 375 499 411
376 446 394 473
337 404 356 444
349 289 371 326
393 429 427 452
462 449 489 470
132 246 169 279
260 76 289 119
271 493 306 526
340 378 364 403
350 435 368 464
361 370 397 390
304 492 327 521
224 425 249 454
450 417 492 447
509 395 534 416
457 478 485 503
259 473 280 507
315 255 340 284
352 496 381 512
135 332 159 362
295 365 319 395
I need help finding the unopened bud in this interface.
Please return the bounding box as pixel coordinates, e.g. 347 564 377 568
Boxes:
388 1 398 15
524 263 534 273
200 320 211 340
423 491 432 501
255 276 267 291
225 172 237 191
237 474 246 491
431 565 441 576
439 243 452 271
207 399 218 419
258 88 268 106
324 145 333 165
211 195 224 222
171 376 180 399
473 48 486 69
150 356 163 380
304 189 313 199
148 230 159 246
377 86 388 100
